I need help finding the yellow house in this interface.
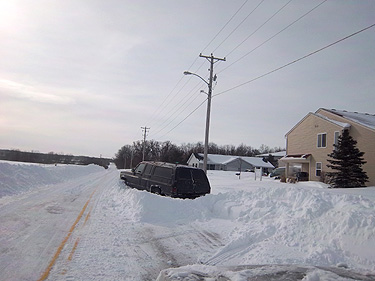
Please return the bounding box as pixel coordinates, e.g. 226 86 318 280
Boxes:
280 108 375 186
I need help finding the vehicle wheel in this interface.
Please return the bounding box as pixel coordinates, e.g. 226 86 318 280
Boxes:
151 186 161 195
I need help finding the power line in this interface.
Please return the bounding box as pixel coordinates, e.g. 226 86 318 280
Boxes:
213 23 375 98
225 0 293 58
151 81 205 137
157 99 207 139
218 0 327 74
156 23 375 139
201 0 250 54
148 0 253 128
213 0 265 53
146 1 250 127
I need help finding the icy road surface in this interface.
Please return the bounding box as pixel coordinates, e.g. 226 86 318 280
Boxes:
1 162 375 280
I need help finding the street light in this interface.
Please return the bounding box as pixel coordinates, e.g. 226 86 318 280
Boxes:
184 70 213 174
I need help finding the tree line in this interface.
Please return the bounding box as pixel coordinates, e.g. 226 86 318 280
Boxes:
113 141 284 169
0 149 111 169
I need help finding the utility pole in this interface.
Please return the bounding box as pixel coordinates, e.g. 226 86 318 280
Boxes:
141 126 150 161
199 53 225 174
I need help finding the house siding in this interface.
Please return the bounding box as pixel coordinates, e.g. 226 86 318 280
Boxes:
286 113 346 182
317 109 375 186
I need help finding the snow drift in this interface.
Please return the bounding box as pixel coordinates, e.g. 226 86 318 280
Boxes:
0 161 103 197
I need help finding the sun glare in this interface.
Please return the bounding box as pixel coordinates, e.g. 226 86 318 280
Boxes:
0 1 20 30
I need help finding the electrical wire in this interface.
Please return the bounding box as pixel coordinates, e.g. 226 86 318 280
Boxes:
218 0 327 74
213 0 265 53
151 80 204 136
156 23 375 139
225 0 293 58
213 23 375 98
146 1 250 127
157 98 208 140
201 0 250 54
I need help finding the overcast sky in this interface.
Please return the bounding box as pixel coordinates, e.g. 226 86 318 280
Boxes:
1 0 374 158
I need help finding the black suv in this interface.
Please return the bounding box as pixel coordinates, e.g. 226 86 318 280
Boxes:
120 162 211 199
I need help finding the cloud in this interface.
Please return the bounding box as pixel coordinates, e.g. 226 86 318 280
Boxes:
0 79 75 105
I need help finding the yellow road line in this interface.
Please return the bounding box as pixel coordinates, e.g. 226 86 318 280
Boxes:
68 238 80 261
38 189 96 281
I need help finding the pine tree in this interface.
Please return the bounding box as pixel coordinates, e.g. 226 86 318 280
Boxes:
326 129 368 188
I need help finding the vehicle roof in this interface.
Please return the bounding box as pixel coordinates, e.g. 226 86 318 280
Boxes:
141 161 201 170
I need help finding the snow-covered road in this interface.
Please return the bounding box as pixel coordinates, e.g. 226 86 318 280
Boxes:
0 164 115 280
1 162 375 280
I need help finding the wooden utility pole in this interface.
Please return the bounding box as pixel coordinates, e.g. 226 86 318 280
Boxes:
141 126 150 161
199 53 225 173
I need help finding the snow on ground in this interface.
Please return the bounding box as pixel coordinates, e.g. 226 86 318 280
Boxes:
0 160 103 198
0 162 375 280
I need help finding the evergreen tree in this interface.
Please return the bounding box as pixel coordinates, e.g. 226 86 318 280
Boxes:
326 129 368 188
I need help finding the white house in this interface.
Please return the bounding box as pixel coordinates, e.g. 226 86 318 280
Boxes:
187 153 274 172
256 151 286 160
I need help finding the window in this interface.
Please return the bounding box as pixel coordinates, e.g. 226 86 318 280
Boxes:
208 164 215 170
317 133 327 148
153 166 173 178
135 163 146 174
143 164 152 176
316 162 322 177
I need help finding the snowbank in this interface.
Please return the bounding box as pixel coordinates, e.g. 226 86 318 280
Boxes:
0 161 104 197
111 171 375 273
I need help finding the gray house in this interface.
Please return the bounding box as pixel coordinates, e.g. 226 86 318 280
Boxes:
187 153 274 172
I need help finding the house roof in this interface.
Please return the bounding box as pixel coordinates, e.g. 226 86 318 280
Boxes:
321 108 375 130
195 153 274 168
257 151 286 158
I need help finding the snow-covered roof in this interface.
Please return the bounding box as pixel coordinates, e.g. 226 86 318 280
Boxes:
315 113 351 129
196 153 274 168
322 109 375 130
257 151 286 158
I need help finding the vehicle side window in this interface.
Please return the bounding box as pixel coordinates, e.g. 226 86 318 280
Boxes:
153 167 173 178
144 164 152 176
135 163 146 174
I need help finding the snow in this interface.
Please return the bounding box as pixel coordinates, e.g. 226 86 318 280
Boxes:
0 160 103 198
324 109 375 130
1 162 375 280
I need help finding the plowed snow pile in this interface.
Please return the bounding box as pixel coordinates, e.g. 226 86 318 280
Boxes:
113 172 375 272
0 161 103 197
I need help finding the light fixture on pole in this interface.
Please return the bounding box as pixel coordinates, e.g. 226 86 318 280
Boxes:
183 53 225 173
184 70 210 174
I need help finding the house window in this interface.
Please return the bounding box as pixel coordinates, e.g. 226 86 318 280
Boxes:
316 162 322 177
208 164 215 170
317 133 327 148
334 131 340 149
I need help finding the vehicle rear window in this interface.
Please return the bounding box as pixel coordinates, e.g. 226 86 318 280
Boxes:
176 168 192 179
153 166 173 178
191 169 206 180
177 168 206 180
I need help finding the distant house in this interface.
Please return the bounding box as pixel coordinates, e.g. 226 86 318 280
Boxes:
187 153 274 172
280 108 375 186
256 151 286 160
